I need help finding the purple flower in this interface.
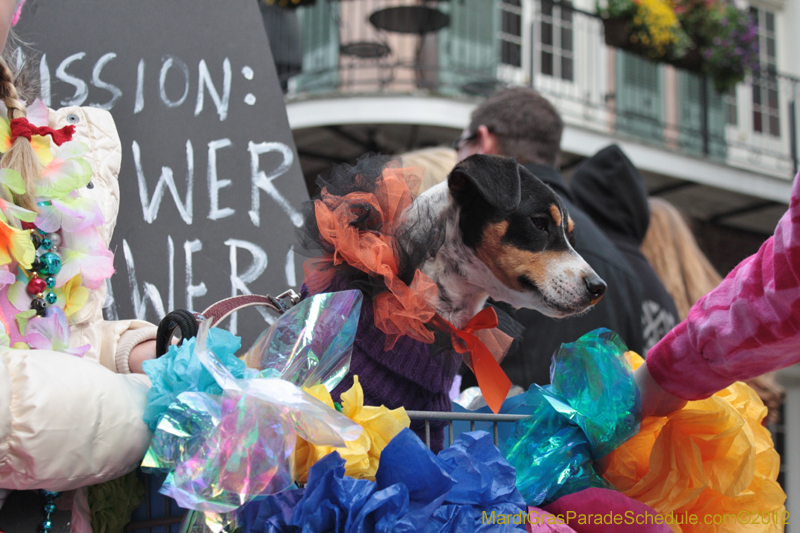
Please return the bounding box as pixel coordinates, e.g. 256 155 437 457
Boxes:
735 47 744 55
704 49 714 59
720 18 729 26
714 37 722 45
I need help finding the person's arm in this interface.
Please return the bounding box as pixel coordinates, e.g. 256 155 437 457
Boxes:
71 319 157 374
128 339 157 374
641 172 800 414
635 363 686 418
0 348 153 491
113 323 158 374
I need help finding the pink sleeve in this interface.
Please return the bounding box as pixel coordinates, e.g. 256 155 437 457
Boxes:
647 172 800 400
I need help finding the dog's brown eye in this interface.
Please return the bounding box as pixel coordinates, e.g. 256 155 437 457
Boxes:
531 217 548 231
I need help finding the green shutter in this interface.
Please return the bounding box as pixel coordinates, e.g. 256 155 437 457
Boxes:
295 0 340 93
678 72 726 159
615 51 663 141
438 0 499 96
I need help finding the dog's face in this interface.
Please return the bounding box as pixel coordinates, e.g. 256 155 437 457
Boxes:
448 154 606 317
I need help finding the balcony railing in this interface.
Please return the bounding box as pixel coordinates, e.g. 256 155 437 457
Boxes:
260 0 800 180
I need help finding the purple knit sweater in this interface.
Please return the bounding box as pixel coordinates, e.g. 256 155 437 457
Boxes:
303 277 461 452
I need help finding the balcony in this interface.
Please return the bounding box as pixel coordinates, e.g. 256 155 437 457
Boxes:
261 0 800 235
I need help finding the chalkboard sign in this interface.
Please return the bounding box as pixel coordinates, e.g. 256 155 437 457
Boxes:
15 0 309 338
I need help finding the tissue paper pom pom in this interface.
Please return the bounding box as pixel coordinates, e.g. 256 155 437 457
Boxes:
604 353 785 533
142 328 243 431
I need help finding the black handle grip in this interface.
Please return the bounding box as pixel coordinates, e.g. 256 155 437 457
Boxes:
155 309 199 357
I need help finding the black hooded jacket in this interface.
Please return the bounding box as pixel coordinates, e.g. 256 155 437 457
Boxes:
489 162 645 388
570 145 679 354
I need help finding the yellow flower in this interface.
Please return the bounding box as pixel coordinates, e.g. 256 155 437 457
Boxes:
295 376 410 482
632 0 683 57
54 274 89 317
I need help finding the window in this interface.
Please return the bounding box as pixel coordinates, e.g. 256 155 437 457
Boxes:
500 0 523 67
750 7 780 136
539 0 574 81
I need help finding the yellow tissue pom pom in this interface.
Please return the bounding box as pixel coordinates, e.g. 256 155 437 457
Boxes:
295 375 410 483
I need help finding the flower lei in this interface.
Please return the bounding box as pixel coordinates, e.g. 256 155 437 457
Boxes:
0 100 115 355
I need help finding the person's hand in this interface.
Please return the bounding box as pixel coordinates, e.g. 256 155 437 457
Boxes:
128 339 157 374
635 362 687 418
597 363 687 476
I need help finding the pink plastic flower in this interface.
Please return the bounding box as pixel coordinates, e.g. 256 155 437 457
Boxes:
22 307 89 357
0 266 15 289
35 192 105 233
58 226 114 290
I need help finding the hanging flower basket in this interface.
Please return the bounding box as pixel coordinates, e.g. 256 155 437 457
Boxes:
598 0 759 92
602 15 703 73
598 0 691 62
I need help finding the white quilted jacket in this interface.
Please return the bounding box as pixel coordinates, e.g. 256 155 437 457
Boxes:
0 107 155 492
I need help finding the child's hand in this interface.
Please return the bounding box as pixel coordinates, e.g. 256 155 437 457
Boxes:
635 363 687 418
129 339 157 374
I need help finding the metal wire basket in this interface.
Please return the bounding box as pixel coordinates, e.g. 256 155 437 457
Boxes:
124 408 529 531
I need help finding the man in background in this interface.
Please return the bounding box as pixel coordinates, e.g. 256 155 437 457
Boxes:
455 87 644 387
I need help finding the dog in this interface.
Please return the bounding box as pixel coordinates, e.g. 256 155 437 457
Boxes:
311 153 606 451
407 153 606 329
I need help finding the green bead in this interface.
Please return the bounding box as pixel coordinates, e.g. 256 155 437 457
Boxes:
44 502 56 513
45 276 56 289
45 292 57 305
40 238 52 251
38 520 53 532
40 253 62 276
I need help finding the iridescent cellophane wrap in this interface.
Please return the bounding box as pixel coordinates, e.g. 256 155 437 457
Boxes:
243 290 362 390
142 290 364 514
504 328 642 506
180 508 237 533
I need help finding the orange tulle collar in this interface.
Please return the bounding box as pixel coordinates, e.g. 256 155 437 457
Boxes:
303 164 511 412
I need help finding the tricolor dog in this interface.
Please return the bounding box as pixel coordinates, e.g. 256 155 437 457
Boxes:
309 153 607 450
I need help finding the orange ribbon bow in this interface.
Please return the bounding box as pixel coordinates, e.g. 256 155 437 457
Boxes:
435 307 512 414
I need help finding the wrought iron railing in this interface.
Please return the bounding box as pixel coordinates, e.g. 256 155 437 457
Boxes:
260 0 800 180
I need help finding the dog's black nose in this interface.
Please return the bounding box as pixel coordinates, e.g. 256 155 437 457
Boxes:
584 274 607 302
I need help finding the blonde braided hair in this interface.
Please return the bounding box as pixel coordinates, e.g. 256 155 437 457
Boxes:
0 55 43 211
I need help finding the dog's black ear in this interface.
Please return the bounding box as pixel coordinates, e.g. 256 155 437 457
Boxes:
448 154 522 213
